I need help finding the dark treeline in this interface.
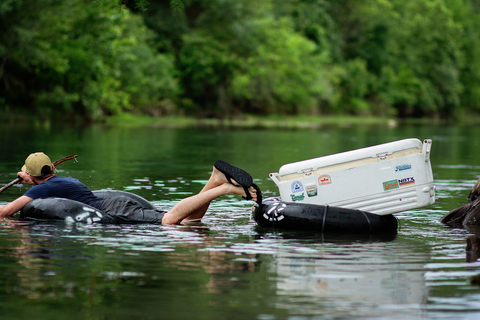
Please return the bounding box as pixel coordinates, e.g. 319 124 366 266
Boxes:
1 0 479 121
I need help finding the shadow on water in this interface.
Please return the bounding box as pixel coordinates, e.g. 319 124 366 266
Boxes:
254 226 398 243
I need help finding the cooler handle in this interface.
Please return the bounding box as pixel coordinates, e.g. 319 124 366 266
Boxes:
269 173 281 186
422 139 432 162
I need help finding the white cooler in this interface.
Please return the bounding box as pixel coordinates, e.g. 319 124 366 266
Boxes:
269 138 435 215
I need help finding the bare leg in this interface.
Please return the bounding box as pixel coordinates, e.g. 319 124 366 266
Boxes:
162 182 257 224
161 167 257 224
179 166 231 221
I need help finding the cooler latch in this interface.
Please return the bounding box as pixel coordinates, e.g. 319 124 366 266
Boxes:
376 152 388 160
302 168 314 176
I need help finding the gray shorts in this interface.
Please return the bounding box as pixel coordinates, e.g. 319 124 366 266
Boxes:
99 197 166 224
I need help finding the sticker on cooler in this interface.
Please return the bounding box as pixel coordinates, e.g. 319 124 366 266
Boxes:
318 174 332 186
383 177 415 191
383 179 399 191
290 193 305 202
306 185 317 197
291 181 304 193
399 177 415 187
395 164 412 172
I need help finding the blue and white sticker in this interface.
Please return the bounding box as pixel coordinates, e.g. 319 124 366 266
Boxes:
291 181 304 193
395 164 412 172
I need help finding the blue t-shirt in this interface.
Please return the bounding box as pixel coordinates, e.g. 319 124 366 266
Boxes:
24 176 104 209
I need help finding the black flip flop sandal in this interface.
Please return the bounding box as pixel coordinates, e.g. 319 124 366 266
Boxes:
214 160 253 188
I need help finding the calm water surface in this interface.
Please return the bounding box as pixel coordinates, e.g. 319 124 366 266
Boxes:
1 123 480 320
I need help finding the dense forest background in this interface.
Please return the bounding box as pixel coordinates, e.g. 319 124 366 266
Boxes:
1 0 479 122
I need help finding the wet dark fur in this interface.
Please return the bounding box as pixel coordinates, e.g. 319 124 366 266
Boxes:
440 178 480 227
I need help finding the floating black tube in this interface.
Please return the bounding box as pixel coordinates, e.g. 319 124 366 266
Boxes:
20 190 155 223
20 197 103 223
253 197 398 233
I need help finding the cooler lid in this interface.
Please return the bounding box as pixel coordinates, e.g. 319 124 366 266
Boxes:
276 138 426 181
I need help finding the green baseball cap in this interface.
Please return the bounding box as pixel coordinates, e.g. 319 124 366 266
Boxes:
21 152 53 177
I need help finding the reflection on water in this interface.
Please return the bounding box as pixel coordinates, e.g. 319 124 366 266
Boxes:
466 234 480 262
0 219 127 304
272 237 428 318
2 124 480 319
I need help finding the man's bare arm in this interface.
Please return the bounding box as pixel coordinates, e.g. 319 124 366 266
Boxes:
0 196 34 217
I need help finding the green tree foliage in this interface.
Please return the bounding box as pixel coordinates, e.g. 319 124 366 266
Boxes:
142 0 328 116
2 0 480 120
383 0 465 117
230 16 328 115
0 0 177 121
319 0 471 117
278 0 478 117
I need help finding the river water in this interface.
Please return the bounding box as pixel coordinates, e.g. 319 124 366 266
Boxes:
0 123 479 320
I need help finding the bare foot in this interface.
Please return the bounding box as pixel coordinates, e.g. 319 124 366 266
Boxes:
225 183 257 203
202 166 258 204
246 185 257 203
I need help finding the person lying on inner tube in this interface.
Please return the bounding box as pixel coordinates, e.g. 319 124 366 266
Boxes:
0 152 261 224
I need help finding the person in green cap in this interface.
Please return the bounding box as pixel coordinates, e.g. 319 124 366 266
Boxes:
0 152 261 224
